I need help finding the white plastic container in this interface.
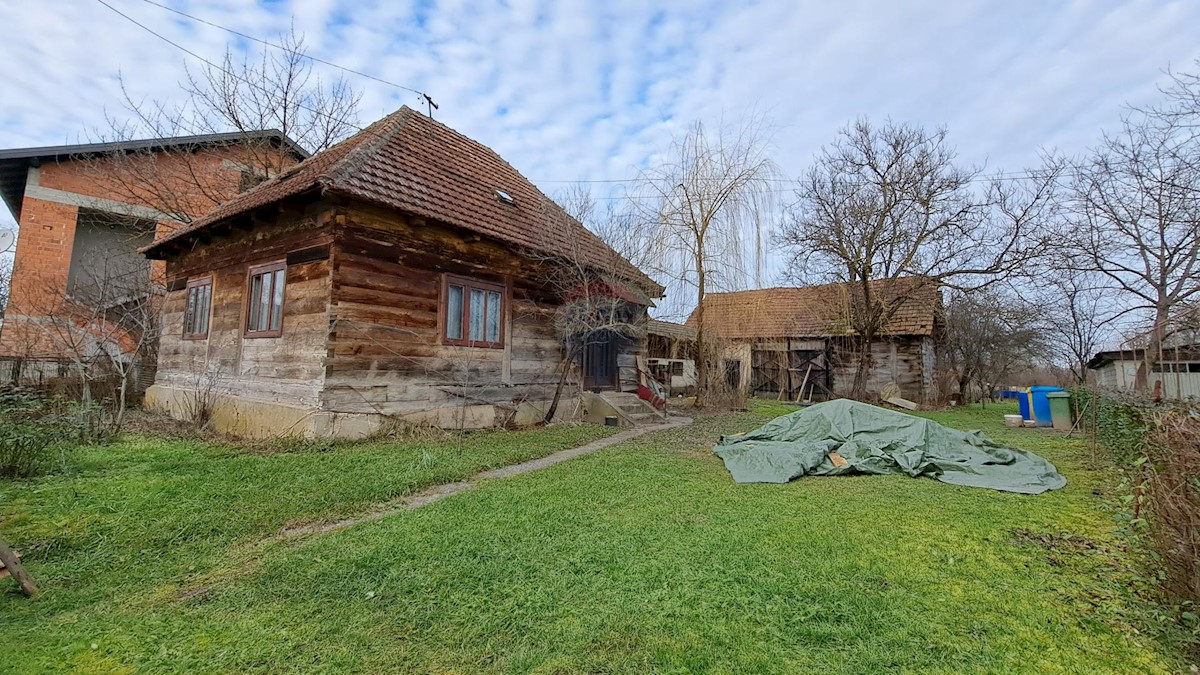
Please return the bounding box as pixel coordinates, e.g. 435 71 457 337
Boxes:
1004 414 1024 428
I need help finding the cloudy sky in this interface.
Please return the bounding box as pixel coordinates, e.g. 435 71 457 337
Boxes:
2 0 1199 305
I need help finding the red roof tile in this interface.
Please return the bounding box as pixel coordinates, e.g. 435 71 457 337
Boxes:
688 279 939 339
143 107 660 296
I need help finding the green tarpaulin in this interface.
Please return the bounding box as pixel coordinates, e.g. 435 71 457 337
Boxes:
714 400 1066 494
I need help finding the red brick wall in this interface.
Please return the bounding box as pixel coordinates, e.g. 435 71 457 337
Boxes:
0 143 300 360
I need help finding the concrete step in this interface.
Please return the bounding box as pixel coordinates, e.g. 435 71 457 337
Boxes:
598 392 666 426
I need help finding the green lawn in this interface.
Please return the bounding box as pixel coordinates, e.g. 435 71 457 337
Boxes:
0 403 1190 673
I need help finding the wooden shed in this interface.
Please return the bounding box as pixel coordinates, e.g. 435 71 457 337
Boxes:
689 281 941 402
141 107 662 437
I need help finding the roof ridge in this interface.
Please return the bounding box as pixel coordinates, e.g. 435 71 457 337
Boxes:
322 107 415 189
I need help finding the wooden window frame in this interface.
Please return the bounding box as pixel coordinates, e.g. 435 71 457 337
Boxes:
244 260 286 338
182 276 213 340
442 273 506 349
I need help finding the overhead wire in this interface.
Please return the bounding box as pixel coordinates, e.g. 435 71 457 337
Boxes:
136 0 428 97
94 1 1131 200
95 0 376 137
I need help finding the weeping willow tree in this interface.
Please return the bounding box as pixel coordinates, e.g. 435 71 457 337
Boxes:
631 115 779 406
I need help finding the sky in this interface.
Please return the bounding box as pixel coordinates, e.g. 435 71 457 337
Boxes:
2 0 1199 317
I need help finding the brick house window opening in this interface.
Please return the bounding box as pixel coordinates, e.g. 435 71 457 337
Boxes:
246 262 285 337
445 275 504 347
183 278 212 339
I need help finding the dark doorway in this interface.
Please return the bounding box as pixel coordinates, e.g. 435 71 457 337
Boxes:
582 330 619 390
724 359 742 391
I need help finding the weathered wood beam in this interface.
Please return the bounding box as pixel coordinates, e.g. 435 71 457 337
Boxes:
0 535 37 598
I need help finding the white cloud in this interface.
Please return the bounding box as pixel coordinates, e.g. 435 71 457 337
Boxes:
1 0 1198 288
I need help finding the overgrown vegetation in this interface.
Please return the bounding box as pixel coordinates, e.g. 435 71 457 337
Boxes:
0 388 91 478
1072 388 1200 653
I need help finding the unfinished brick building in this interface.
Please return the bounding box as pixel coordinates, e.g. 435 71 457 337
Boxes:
0 131 306 383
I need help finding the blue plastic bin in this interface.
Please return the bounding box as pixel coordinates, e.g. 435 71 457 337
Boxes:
1017 389 1032 421
1029 386 1064 427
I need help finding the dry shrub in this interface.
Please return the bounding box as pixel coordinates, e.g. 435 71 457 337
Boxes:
1143 412 1200 608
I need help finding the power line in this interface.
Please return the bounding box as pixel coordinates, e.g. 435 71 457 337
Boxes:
137 0 428 98
94 0 368 135
538 169 1081 185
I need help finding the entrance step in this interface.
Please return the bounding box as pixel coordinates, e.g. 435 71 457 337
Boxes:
596 391 667 427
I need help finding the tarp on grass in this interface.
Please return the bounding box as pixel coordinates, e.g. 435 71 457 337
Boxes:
713 400 1066 494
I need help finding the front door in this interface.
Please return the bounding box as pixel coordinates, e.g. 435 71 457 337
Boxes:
582 330 619 391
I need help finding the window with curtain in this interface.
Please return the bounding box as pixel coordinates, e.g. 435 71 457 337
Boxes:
245 261 286 337
182 277 212 339
443 274 504 348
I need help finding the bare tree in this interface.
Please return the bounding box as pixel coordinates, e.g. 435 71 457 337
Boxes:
25 217 160 431
631 115 778 405
780 119 1062 399
540 194 650 422
84 28 362 226
0 253 11 318
1041 265 1118 383
556 184 658 274
943 288 1049 403
1068 82 1200 390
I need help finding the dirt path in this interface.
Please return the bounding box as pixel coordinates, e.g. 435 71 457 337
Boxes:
279 417 692 538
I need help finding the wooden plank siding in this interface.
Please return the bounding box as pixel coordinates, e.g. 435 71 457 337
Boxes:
154 207 334 408
319 204 602 423
830 337 928 401
151 199 649 430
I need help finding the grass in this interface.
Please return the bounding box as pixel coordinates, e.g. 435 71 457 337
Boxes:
0 403 1191 673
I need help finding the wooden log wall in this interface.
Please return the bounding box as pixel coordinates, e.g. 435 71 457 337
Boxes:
320 203 597 421
155 197 650 425
155 205 333 407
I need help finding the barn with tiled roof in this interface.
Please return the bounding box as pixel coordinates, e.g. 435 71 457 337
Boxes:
686 279 942 402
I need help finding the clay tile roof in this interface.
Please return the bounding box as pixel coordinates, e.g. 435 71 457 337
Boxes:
687 279 939 339
647 319 697 342
142 107 661 296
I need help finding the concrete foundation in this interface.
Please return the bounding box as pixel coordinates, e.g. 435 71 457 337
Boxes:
144 383 580 438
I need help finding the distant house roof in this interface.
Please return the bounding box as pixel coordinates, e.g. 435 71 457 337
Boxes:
647 319 697 342
688 279 940 340
0 129 308 221
1087 346 1200 370
141 107 662 297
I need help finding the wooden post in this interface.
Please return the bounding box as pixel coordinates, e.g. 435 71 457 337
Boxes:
0 535 37 598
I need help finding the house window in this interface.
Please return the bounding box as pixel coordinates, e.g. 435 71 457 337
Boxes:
245 261 285 338
183 277 212 339
443 274 504 348
671 361 684 376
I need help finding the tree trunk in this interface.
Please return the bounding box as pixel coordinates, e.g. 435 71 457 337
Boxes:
0 535 37 598
694 257 708 408
1135 305 1169 392
115 370 129 431
543 352 575 424
851 335 873 400
850 278 876 401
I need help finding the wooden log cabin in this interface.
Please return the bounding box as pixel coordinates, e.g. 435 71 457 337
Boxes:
141 107 662 437
689 281 941 402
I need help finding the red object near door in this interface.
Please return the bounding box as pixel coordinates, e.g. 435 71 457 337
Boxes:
636 384 666 410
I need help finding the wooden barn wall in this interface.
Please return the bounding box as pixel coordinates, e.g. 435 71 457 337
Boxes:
155 207 333 407
321 204 638 421
831 337 927 400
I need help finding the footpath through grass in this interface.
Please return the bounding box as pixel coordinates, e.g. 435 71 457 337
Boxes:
1 403 1192 673
0 423 614 672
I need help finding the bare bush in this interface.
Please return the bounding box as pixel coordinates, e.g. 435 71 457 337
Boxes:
1143 411 1200 610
